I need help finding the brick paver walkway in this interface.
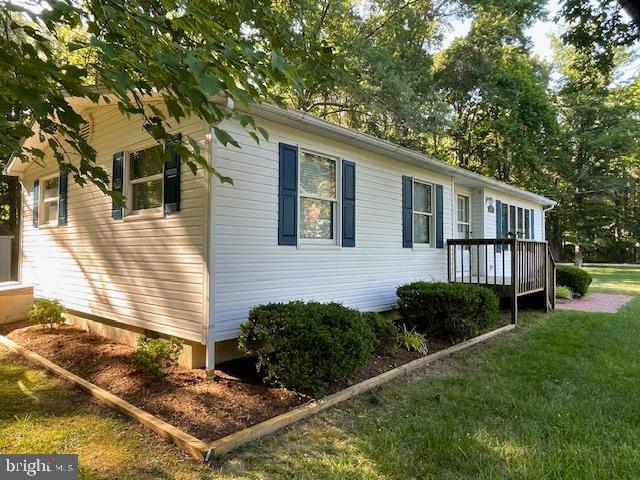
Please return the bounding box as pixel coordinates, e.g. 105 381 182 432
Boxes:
556 293 633 313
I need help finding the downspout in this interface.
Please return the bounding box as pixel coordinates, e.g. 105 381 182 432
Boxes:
542 203 556 242
205 127 218 376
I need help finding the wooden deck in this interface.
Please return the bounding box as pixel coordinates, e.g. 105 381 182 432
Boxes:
447 238 557 323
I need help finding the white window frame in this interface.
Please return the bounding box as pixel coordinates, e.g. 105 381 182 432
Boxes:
39 173 60 228
297 148 341 246
456 194 471 240
124 144 164 218
413 179 435 247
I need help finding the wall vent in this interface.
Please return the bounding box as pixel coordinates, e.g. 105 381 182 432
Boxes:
79 113 93 142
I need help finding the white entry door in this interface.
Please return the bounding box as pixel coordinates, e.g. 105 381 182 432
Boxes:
455 194 471 279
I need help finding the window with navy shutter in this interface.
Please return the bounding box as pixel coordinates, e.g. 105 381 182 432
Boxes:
278 143 298 245
32 179 39 228
402 176 413 248
342 160 356 247
58 171 69 225
112 151 124 219
435 184 444 248
164 133 182 213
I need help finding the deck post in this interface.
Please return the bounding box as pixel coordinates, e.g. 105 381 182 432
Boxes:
543 243 549 313
511 239 518 325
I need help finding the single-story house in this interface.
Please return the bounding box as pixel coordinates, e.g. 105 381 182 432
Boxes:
3 94 556 370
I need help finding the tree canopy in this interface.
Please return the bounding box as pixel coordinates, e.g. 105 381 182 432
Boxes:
1 0 322 194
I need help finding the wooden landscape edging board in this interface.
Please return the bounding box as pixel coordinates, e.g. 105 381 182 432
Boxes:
0 334 210 461
0 324 515 462
205 323 516 458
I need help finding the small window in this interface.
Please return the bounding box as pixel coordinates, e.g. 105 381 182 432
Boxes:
501 204 509 238
128 145 164 212
457 195 470 239
517 207 524 238
413 181 433 244
41 175 59 226
509 205 516 237
299 152 337 241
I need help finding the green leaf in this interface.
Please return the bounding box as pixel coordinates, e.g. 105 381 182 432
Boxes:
213 127 240 148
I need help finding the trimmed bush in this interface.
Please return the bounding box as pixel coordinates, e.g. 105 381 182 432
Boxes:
363 312 400 355
239 302 375 397
133 336 183 377
28 299 66 331
556 265 592 296
396 282 499 341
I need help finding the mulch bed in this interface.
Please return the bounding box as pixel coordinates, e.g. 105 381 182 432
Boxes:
2 319 506 442
6 325 306 441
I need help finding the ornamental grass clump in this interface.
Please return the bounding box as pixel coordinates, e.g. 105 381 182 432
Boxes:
556 285 573 300
400 324 428 355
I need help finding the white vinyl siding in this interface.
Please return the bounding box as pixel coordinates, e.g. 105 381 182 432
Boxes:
211 118 453 341
20 105 209 342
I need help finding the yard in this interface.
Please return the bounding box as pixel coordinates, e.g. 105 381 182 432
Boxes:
1 266 640 479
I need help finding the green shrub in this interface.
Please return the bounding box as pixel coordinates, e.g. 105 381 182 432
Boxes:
556 265 592 296
28 299 66 331
396 282 499 341
400 324 428 354
362 312 399 355
133 336 183 377
239 302 375 397
556 285 573 300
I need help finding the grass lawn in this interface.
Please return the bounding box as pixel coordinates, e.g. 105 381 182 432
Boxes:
1 266 640 479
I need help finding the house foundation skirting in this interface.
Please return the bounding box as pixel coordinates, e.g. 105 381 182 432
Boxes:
64 311 206 370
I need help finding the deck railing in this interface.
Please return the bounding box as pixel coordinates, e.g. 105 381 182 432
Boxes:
447 238 556 323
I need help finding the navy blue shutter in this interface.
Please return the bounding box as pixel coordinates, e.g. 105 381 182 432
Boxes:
496 200 502 252
58 171 69 225
402 176 413 248
342 160 356 247
32 180 39 228
164 133 182 213
112 152 124 220
435 184 444 248
278 143 298 245
531 208 535 240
